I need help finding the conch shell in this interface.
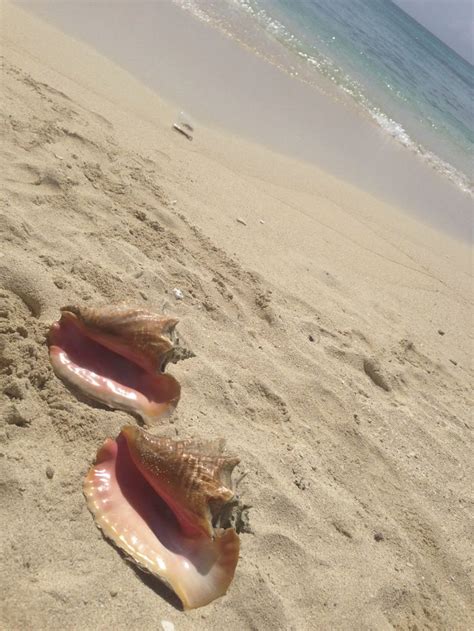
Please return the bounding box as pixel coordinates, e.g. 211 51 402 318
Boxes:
48 305 194 424
84 426 244 609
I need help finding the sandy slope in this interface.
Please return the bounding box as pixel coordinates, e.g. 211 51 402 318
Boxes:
1 3 473 630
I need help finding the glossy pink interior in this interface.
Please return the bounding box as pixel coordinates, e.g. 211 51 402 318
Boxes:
49 317 179 405
85 433 239 608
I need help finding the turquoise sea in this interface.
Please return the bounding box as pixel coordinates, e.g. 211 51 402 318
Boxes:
175 0 474 197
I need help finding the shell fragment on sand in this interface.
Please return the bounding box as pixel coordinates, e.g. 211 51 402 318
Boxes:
172 123 193 141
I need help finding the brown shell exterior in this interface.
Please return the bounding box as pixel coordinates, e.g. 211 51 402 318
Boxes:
122 426 240 538
60 304 181 372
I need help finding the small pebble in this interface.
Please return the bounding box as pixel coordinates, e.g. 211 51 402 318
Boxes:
294 477 309 490
5 403 30 426
308 334 315 342
110 590 118 597
259 219 265 224
46 466 54 479
3 380 27 399
374 532 384 542
449 359 458 366
236 218 247 226
172 288 184 300
438 329 445 336
363 358 391 392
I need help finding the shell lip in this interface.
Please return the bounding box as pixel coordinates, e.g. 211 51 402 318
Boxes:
48 311 181 417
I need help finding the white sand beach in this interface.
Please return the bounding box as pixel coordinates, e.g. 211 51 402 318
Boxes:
1 3 472 629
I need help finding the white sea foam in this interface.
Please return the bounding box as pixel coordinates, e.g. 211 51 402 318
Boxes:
370 110 473 195
171 0 211 23
172 0 473 198
371 111 412 146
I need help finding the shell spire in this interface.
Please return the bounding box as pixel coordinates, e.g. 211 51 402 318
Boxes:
122 426 240 539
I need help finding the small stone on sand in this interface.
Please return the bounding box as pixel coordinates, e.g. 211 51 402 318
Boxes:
363 358 391 392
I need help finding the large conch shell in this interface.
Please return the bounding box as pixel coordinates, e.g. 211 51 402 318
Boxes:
84 426 244 609
48 305 194 424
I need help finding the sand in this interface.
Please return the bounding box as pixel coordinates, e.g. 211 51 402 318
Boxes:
1 3 473 630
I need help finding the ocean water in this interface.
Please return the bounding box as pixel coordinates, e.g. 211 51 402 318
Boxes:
174 0 474 197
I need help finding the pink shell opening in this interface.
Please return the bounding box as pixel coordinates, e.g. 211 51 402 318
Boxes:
48 315 180 423
84 432 240 609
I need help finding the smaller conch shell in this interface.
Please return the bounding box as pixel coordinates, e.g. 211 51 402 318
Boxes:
84 426 247 609
48 305 194 424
